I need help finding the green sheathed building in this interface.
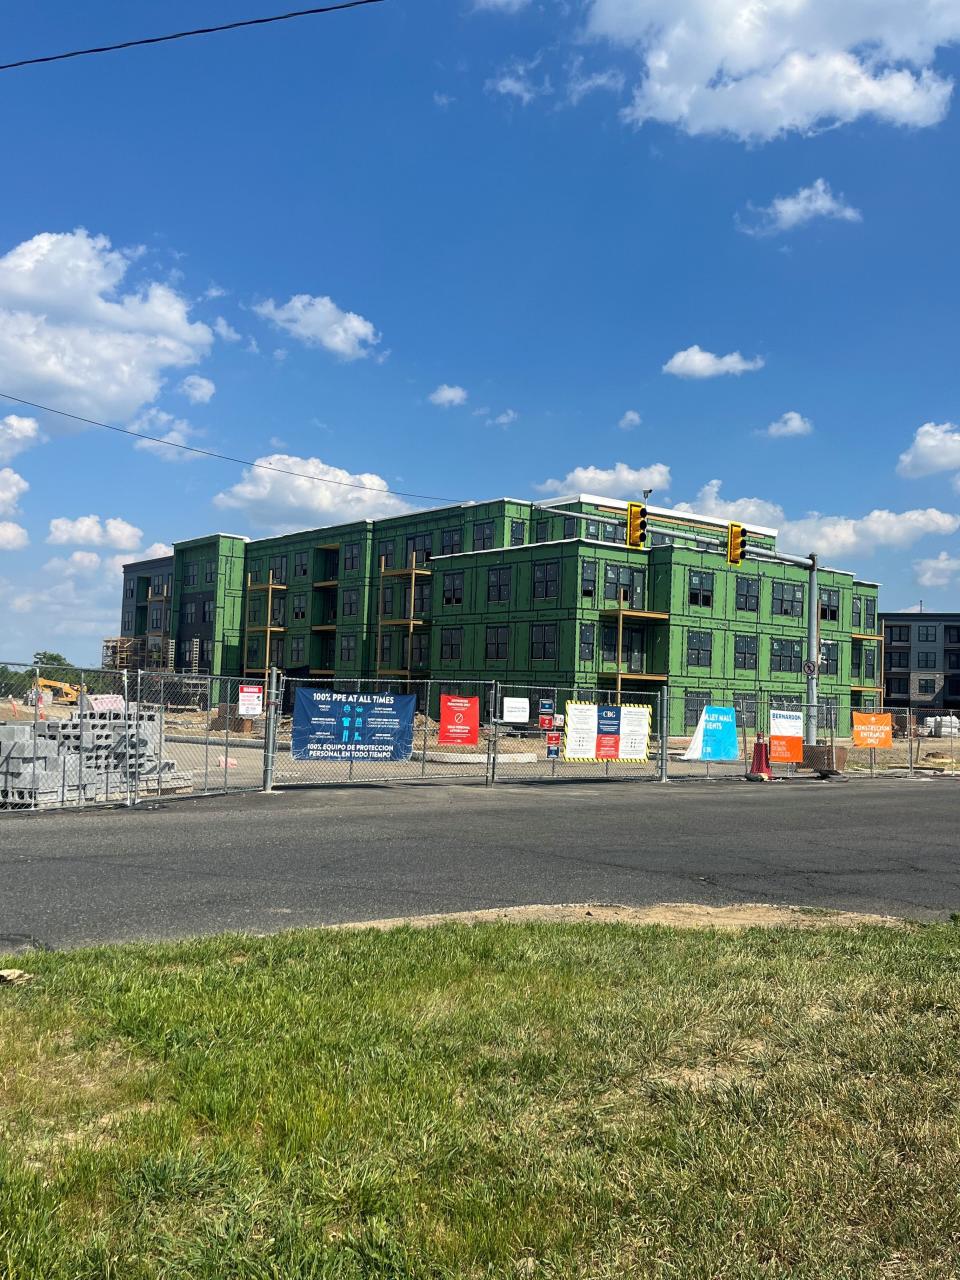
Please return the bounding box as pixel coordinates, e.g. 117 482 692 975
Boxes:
114 493 882 733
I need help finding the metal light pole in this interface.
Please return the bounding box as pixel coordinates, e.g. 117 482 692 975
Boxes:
805 553 818 746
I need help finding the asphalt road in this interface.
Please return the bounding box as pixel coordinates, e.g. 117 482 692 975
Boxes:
1 778 958 950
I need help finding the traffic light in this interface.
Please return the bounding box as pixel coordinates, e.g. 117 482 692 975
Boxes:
626 502 648 550
726 522 748 566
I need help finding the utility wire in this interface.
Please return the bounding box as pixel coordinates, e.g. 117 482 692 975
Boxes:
0 391 464 507
0 0 385 73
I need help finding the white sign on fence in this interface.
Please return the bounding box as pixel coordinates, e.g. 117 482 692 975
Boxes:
238 684 264 717
502 697 530 724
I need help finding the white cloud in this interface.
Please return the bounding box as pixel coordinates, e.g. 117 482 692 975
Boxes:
254 293 380 360
129 408 197 464
474 0 531 9
47 514 143 550
179 374 215 404
213 454 412 533
0 229 213 420
204 284 227 300
0 466 28 516
141 541 174 559
0 521 28 550
663 345 765 378
675 479 960 557
584 0 958 141
433 91 456 108
486 57 553 106
568 59 626 105
488 408 518 427
897 422 960 478
0 414 41 464
763 410 813 439
739 178 862 236
43 550 102 576
914 550 960 588
3 575 120 642
618 409 642 430
535 460 671 498
429 383 468 407
213 315 241 342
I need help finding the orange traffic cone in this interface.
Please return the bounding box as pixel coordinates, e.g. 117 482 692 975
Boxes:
750 734 772 780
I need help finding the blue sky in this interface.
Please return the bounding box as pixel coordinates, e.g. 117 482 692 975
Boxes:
2 0 960 663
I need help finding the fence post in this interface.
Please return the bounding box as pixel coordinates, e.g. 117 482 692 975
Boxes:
420 680 430 778
223 680 231 793
155 670 164 798
133 668 142 807
485 682 496 786
122 669 133 807
659 688 669 782
31 666 40 811
203 679 211 794
78 666 87 810
490 681 499 786
907 704 914 777
263 666 279 792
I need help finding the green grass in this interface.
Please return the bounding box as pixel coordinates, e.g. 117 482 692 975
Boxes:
3 921 960 1278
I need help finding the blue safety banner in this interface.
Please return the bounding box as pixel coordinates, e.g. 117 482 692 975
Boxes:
292 689 416 762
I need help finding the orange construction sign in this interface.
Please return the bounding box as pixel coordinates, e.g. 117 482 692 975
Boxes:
852 712 893 749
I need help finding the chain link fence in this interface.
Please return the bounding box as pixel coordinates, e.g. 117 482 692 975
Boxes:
0 662 266 810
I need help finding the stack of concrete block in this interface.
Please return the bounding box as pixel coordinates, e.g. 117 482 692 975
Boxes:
0 705 194 809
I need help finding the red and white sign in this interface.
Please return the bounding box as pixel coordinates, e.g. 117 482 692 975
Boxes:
539 713 554 730
439 694 480 746
546 731 561 749
88 693 126 713
238 684 264 717
769 710 803 764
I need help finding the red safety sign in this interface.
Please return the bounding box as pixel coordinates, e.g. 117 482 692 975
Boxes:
539 713 554 730
438 694 480 746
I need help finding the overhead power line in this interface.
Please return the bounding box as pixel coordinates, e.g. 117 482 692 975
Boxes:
0 391 463 508
0 0 385 73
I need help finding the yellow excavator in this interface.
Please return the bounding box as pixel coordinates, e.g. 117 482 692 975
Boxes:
32 677 82 706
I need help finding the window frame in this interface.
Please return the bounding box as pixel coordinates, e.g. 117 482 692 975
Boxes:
530 622 558 661
472 520 495 552
772 580 804 618
440 626 463 662
735 576 759 613
733 633 758 670
442 571 463 607
532 559 560 601
485 624 509 661
686 629 712 668
688 570 714 609
487 566 512 604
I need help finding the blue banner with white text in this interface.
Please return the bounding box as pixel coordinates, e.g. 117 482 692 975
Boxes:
292 689 416 762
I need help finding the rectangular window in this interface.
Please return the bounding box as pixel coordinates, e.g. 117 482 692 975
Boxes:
918 625 937 642
183 601 196 625
152 573 165 595
150 607 162 630
510 519 525 546
917 651 938 669
733 694 758 730
687 630 712 668
736 576 759 612
533 560 560 600
530 623 558 661
294 550 309 578
949 678 960 697
204 559 216 584
290 635 305 664
581 560 597 599
270 595 286 626
819 588 840 622
772 581 804 618
684 690 711 728
487 566 512 603
585 519 599 539
485 625 509 661
381 584 394 616
852 595 862 629
442 571 463 606
441 526 463 556
579 622 595 663
821 640 839 676
202 599 214 623
343 542 361 572
688 571 714 608
440 627 463 661
771 638 803 673
400 632 429 668
378 539 395 569
864 598 876 631
122 612 133 631
887 650 910 669
734 634 758 670
292 593 306 621
249 560 262 584
247 597 264 626
947 651 960 670
124 580 135 599
535 519 549 542
340 633 356 663
601 625 617 663
201 639 213 664
184 562 197 586
852 641 862 679
341 587 359 617
919 678 936 695
246 636 261 666
886 625 911 644
563 516 577 539
379 632 391 665
888 677 909 696
604 564 625 603
946 626 960 646
267 554 286 584
403 581 431 615
864 647 876 680
472 520 494 552
269 635 283 666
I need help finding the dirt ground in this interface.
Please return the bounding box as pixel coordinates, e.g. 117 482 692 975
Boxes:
335 901 906 932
